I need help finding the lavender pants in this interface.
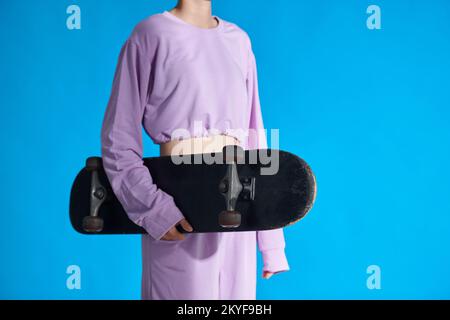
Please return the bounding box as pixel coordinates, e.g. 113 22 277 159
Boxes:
141 231 257 300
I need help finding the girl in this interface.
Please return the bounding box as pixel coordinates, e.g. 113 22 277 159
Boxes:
101 0 289 299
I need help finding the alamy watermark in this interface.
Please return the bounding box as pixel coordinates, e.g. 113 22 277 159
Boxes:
66 5 81 30
366 5 382 30
366 265 382 290
66 265 81 290
167 121 280 176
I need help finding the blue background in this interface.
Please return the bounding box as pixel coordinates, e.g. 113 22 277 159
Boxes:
1 0 449 299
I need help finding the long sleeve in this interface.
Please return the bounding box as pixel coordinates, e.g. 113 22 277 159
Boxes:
101 39 184 240
246 46 290 274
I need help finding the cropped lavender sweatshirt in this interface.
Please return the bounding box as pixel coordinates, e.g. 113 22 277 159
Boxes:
101 11 289 299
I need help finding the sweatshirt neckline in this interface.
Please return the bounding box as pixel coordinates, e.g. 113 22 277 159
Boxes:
161 11 222 32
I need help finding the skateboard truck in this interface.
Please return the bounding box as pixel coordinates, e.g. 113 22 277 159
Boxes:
83 157 107 233
218 146 255 228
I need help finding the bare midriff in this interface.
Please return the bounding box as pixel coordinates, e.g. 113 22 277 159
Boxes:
160 134 240 157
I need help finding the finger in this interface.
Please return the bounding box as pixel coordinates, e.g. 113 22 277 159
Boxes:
160 235 170 241
161 228 184 241
161 234 183 241
169 227 185 240
179 219 193 232
263 272 273 279
161 233 175 241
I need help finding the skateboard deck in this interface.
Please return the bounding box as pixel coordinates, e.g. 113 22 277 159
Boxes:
70 147 316 235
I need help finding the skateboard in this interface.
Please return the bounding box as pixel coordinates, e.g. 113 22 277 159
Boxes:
70 146 316 234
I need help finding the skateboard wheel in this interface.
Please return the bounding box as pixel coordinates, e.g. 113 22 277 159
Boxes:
222 145 244 163
219 210 241 228
86 157 102 172
82 216 104 233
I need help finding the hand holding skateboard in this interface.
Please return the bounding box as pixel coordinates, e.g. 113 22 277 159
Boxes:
161 218 193 241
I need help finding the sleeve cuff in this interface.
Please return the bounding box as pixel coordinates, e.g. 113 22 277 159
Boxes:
141 200 185 240
261 248 290 273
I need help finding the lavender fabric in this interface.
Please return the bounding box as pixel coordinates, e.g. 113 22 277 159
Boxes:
101 11 289 299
